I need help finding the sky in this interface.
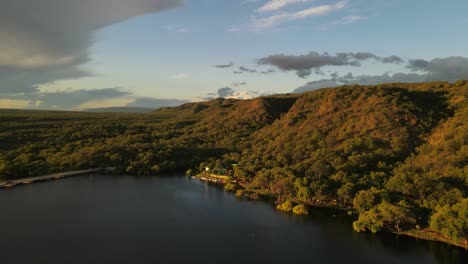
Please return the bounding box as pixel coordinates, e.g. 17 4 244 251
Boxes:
1 0 468 110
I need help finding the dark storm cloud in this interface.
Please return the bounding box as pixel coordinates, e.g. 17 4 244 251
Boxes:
0 0 183 94
258 51 404 78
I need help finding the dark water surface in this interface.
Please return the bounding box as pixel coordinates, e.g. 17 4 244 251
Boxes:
0 175 466 264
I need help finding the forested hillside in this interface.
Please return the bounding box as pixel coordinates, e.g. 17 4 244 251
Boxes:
0 81 466 246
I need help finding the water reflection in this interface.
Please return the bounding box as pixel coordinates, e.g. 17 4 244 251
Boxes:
0 175 465 264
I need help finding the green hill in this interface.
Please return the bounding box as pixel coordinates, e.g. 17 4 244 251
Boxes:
0 81 466 247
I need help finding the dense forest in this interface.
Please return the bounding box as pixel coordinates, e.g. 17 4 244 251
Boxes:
0 81 466 247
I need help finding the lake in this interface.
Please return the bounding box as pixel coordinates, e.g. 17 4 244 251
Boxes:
0 175 466 264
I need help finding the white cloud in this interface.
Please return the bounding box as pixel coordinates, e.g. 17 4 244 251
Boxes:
257 0 316 13
251 1 347 29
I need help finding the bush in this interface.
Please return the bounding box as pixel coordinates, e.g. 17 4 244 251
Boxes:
235 189 245 198
277 200 294 213
224 182 238 192
293 204 309 215
246 191 259 200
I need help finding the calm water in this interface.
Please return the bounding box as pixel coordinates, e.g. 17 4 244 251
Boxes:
0 175 466 264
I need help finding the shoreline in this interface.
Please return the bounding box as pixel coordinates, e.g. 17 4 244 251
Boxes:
195 175 468 250
247 186 467 249
246 185 467 249
0 168 114 189
3 172 466 249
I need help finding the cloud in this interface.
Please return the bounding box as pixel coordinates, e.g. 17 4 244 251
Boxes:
78 97 136 110
261 69 276 74
257 0 316 13
202 85 274 101
224 65 275 75
292 56 468 93
381 55 404 64
0 99 32 109
251 1 346 29
294 79 340 93
406 57 468 82
407 59 430 71
214 87 264 100
215 62 234 68
258 50 404 78
0 87 187 110
409 57 468 82
239 66 257 73
232 82 247 87
126 97 187 108
0 65 91 94
0 0 182 94
218 87 236 98
1 88 130 109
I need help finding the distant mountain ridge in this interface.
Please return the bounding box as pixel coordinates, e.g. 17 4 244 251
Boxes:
83 107 154 113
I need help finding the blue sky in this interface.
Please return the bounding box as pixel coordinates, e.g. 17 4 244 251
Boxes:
1 0 468 110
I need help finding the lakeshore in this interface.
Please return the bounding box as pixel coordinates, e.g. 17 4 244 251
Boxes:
0 174 465 264
2 170 465 250
0 168 114 189
194 173 468 250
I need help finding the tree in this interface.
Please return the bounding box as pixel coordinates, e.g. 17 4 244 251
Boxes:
353 187 387 213
295 177 312 201
337 182 355 205
310 160 330 181
251 171 270 189
354 202 416 233
430 198 468 242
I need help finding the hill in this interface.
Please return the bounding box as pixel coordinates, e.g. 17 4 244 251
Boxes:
0 81 466 247
83 107 154 113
